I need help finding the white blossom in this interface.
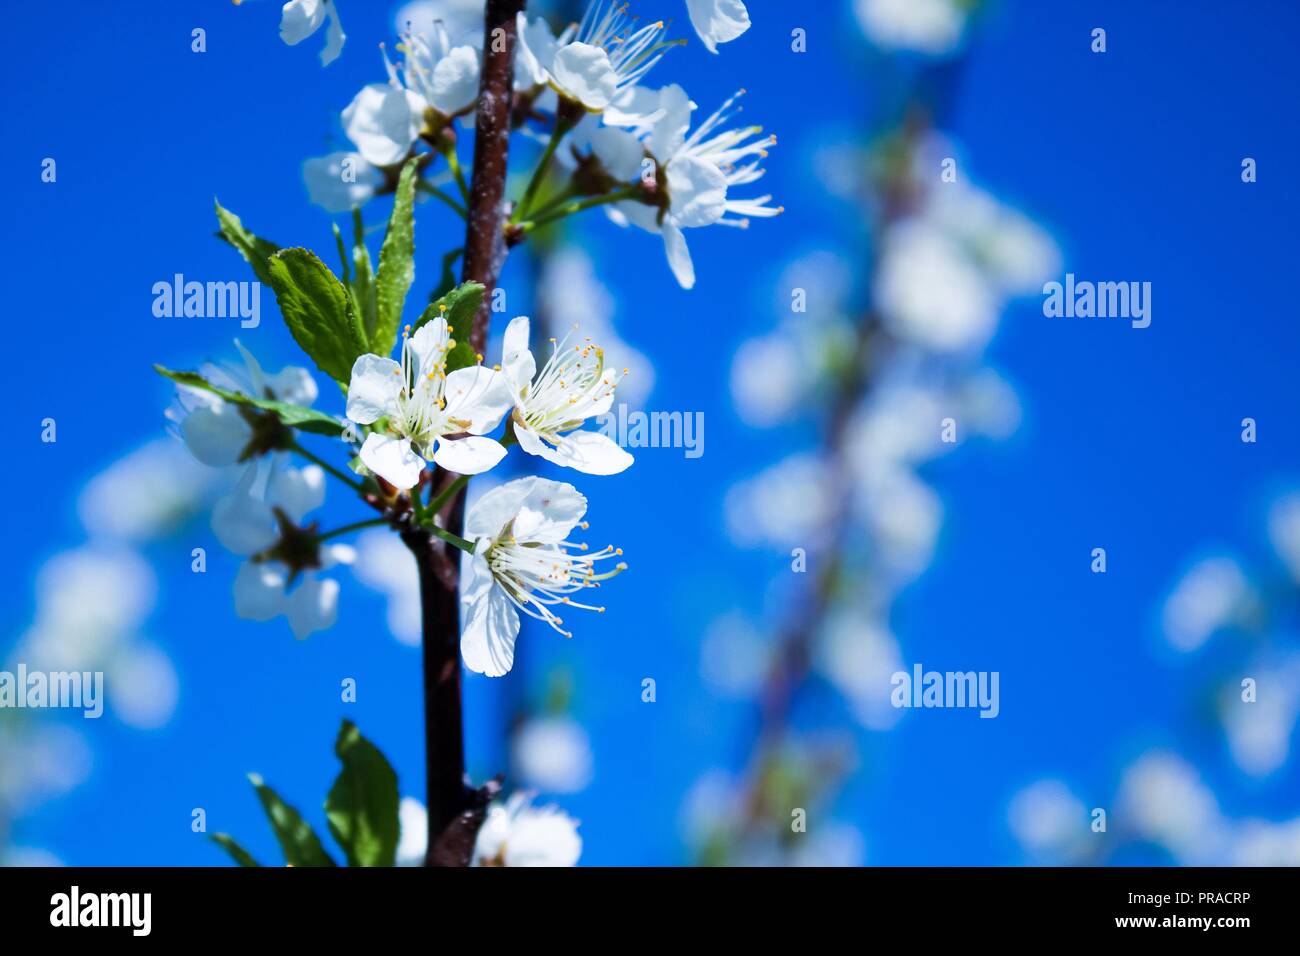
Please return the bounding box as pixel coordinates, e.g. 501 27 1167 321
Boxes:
303 151 382 213
853 0 966 56
513 716 594 793
500 316 633 475
279 0 347 66
345 319 513 489
472 793 582 866
212 465 354 639
460 477 625 677
167 341 318 468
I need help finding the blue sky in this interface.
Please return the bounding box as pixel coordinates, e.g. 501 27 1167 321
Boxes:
3 0 1299 865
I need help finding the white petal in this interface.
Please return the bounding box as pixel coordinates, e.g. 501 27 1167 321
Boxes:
603 85 665 130
667 155 728 227
341 84 423 167
268 464 326 523
549 429 634 475
408 318 450 375
661 222 696 289
285 576 340 639
233 561 287 622
346 353 403 424
685 0 751 54
550 43 618 111
464 478 540 541
280 0 327 46
212 490 277 556
432 435 506 475
647 84 695 159
590 127 645 182
501 316 536 395
510 477 587 544
180 404 251 466
460 569 521 677
318 2 346 66
303 151 380 213
442 366 514 434
504 810 582 867
428 45 481 115
515 13 558 89
360 433 425 489
267 365 319 406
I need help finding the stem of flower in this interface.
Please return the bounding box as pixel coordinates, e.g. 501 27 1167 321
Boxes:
516 186 642 234
427 474 470 516
417 179 468 219
316 516 389 542
289 440 366 494
512 111 578 224
427 523 476 553
441 144 471 204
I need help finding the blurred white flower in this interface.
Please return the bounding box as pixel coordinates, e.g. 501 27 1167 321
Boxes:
166 341 318 468
815 614 903 730
513 716 594 793
303 151 382 213
1007 779 1087 860
279 0 346 66
472 793 582 866
855 468 943 581
1268 493 1300 582
396 795 427 866
1 847 64 867
787 822 866 867
106 643 180 730
725 453 832 550
1161 557 1251 652
393 0 483 41
78 439 215 542
0 723 91 817
730 334 807 427
1118 752 1226 864
351 530 422 646
853 0 966 56
1219 658 1300 777
1232 817 1300 866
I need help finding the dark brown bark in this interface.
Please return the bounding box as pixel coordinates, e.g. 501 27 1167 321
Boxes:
408 0 526 867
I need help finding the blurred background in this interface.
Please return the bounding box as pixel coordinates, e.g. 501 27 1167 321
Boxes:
3 0 1299 865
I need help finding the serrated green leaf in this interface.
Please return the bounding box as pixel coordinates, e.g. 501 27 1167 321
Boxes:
209 833 261 867
266 248 368 385
372 158 420 356
153 364 344 436
248 773 337 868
414 281 484 373
325 720 400 868
214 200 281 287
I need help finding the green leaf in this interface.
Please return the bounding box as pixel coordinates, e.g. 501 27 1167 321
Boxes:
153 364 345 436
371 157 420 356
266 248 368 385
350 209 377 347
414 281 484 373
209 833 261 867
325 720 400 867
214 200 281 287
248 773 337 867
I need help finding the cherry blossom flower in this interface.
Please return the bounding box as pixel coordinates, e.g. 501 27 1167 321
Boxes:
167 341 318 468
345 318 513 489
278 0 346 66
460 477 625 677
616 86 780 288
516 1 676 112
500 316 633 475
342 23 480 167
211 465 354 639
471 793 582 866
